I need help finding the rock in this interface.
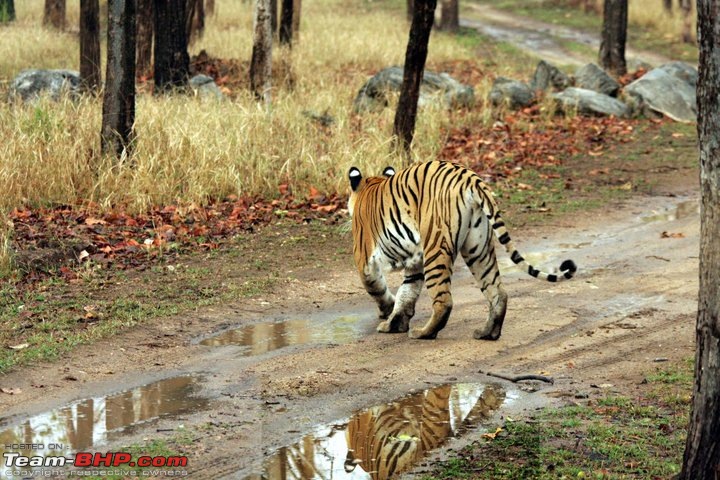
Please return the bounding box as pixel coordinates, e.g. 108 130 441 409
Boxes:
8 69 82 102
624 62 697 123
575 63 620 97
552 87 629 117
529 60 570 92
488 77 534 109
353 66 474 113
189 74 226 100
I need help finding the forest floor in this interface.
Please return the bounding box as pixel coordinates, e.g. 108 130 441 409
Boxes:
0 3 702 480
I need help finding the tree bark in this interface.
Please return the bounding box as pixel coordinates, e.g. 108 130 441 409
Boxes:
439 0 458 32
80 0 101 91
679 2 720 476
598 0 627 76
136 0 153 78
271 0 278 37
279 0 293 46
44 0 66 30
0 0 15 22
250 0 272 104
153 0 190 92
406 0 414 22
680 0 694 43
101 0 136 159
393 0 436 160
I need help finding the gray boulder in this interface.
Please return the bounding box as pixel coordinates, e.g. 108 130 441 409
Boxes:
189 74 226 100
489 77 534 109
8 69 82 102
529 60 570 92
575 63 620 97
624 62 697 123
353 66 474 113
552 87 629 117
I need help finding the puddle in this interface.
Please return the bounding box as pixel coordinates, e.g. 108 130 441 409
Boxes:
0 375 207 460
641 200 698 223
200 315 374 355
246 383 516 480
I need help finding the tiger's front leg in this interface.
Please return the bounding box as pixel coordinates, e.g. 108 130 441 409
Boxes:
360 260 395 320
377 266 424 333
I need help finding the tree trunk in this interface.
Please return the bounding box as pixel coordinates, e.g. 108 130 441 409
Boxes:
250 0 272 104
44 0 66 30
406 0 414 22
271 0 278 37
136 0 153 78
206 0 214 16
663 0 673 12
439 0 458 32
291 0 301 42
393 0 436 160
185 0 204 44
153 0 190 92
80 0 101 91
279 0 293 46
598 0 627 76
101 0 136 159
679 0 693 43
679 2 720 476
0 0 15 22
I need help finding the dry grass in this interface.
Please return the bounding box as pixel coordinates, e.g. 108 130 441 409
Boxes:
0 0 483 214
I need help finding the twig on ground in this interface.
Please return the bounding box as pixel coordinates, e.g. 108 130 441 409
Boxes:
482 370 555 385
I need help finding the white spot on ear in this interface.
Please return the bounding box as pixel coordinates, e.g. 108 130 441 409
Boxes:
349 169 361 177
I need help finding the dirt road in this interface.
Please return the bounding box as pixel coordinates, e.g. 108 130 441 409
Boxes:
0 188 699 478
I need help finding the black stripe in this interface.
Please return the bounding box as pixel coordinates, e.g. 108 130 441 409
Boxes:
403 273 424 284
492 221 505 229
510 250 524 264
467 244 478 255
368 287 387 297
498 232 510 245
547 274 558 282
528 266 539 277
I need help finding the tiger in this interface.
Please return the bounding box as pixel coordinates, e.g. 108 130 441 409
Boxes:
347 160 576 340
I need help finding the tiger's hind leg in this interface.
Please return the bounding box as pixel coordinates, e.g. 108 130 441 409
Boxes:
360 259 395 320
409 250 453 340
377 265 424 333
461 228 508 341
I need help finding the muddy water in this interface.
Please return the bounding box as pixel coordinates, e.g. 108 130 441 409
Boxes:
0 375 207 460
200 315 374 354
641 200 698 223
245 383 516 480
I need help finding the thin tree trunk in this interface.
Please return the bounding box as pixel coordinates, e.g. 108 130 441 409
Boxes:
439 0 458 32
206 0 214 16
291 0 300 42
185 0 204 44
393 0 436 161
271 0 278 37
136 0 153 78
44 0 66 29
279 0 293 46
599 0 627 76
80 0 101 91
0 0 15 22
680 0 693 43
101 0 136 159
406 0 414 22
153 0 190 92
679 1 720 477
250 0 272 104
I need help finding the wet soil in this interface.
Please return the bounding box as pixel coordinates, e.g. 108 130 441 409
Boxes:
0 181 699 478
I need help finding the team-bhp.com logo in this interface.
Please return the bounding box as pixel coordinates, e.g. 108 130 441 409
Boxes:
4 451 188 476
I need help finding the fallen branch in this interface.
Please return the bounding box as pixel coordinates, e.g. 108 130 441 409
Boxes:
482 371 555 385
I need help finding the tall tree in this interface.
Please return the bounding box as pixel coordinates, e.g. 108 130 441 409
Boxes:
291 0 301 42
136 0 153 78
271 0 278 37
438 0 458 32
598 0 627 76
43 0 66 29
80 0 101 91
153 0 190 92
279 0 293 46
0 0 15 22
250 0 272 104
406 0 413 22
101 0 136 159
679 1 720 477
393 0 436 160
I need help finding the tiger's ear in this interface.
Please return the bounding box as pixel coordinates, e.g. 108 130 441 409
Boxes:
382 166 396 177
348 167 362 191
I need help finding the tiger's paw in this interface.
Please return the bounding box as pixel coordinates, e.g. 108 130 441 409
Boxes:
377 320 393 333
473 328 501 341
409 327 437 340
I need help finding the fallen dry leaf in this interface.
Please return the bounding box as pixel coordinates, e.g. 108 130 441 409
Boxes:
481 427 504 440
661 231 685 239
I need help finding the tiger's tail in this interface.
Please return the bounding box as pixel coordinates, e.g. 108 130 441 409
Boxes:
475 184 577 282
